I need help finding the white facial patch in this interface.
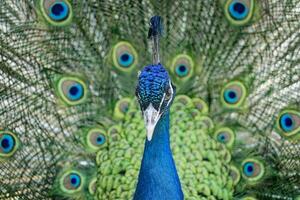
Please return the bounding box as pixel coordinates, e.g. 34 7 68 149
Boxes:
143 103 162 141
166 80 174 108
143 81 174 141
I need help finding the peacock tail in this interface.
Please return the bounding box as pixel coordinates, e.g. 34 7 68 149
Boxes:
0 0 300 199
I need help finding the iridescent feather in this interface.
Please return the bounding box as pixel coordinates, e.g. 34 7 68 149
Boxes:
0 0 299 200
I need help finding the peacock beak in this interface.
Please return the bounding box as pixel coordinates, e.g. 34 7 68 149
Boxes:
143 103 162 141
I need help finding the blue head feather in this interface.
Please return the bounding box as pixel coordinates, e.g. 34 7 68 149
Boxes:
136 64 175 112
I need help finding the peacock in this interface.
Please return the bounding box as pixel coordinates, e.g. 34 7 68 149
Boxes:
0 0 300 199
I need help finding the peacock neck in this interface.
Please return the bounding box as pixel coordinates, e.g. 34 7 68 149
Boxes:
133 111 183 200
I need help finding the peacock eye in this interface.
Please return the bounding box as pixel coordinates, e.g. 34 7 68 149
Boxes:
113 42 138 72
243 162 255 176
95 134 105 145
86 128 107 151
175 64 189 77
224 0 255 26
118 52 134 68
68 173 81 188
60 171 83 193
224 89 238 104
277 110 300 138
57 76 87 106
228 1 249 20
280 113 294 131
1 134 15 153
171 54 194 81
119 100 130 113
114 98 131 119
67 83 83 100
40 0 73 26
218 132 227 142
214 128 235 148
221 81 247 108
49 2 69 21
0 131 19 158
242 159 264 182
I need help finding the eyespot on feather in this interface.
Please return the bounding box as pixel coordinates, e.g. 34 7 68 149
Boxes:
276 109 300 139
112 42 138 72
114 98 131 119
59 170 84 194
221 81 247 108
39 0 73 26
0 131 19 158
56 76 88 106
241 158 264 182
86 128 107 152
223 0 256 26
170 54 194 82
214 127 235 148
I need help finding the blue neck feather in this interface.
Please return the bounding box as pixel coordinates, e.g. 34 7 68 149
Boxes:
133 111 183 200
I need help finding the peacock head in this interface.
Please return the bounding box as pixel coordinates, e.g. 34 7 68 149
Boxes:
136 64 176 141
